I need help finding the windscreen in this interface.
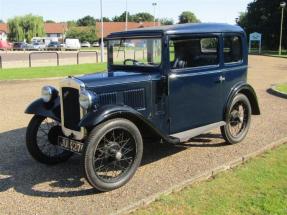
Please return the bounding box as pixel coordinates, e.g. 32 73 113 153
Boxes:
109 38 162 67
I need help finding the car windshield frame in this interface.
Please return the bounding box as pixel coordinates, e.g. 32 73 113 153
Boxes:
108 37 163 69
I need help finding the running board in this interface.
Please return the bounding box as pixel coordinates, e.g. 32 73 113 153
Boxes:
170 121 226 143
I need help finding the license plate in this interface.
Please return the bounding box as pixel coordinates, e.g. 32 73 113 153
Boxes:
58 136 84 154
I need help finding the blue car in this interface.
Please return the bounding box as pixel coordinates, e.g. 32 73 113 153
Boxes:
25 23 260 191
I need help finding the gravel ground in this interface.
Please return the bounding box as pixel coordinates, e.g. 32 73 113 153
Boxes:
0 55 287 215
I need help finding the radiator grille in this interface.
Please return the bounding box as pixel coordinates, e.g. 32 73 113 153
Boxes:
123 89 145 110
61 87 81 132
98 92 117 105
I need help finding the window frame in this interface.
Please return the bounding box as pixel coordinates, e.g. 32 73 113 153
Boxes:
168 34 221 73
223 34 244 66
108 37 164 70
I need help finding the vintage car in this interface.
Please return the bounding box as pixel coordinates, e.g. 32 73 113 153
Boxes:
25 23 260 191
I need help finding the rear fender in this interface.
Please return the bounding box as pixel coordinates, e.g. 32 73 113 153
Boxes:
225 83 261 118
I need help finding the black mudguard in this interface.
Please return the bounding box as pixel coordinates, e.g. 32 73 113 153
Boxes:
225 82 261 116
79 105 180 144
25 97 61 121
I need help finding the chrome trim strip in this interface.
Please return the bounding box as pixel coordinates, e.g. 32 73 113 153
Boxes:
171 121 226 142
59 77 86 141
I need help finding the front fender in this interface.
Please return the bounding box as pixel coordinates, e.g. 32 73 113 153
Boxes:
25 97 61 121
79 105 180 144
226 83 261 116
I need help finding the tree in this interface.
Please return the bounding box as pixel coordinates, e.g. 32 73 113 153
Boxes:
66 27 98 43
112 12 132 22
238 0 287 50
8 14 45 42
179 11 200 24
77 15 96 26
45 20 55 23
133 12 154 22
160 18 174 25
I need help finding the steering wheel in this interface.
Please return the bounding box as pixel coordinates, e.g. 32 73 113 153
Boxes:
124 59 142 65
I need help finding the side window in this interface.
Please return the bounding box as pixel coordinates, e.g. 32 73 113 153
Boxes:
169 37 219 69
224 36 243 64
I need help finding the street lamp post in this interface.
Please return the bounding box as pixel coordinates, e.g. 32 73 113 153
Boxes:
152 2 157 26
279 1 286 55
125 0 128 31
100 0 104 63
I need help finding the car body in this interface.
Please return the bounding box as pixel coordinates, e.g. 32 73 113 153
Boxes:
25 23 260 192
81 41 91 48
27 42 46 51
0 40 13 51
65 38 81 50
13 42 27 51
47 41 61 51
92 42 100 47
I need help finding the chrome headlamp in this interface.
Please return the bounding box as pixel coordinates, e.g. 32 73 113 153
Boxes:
79 90 97 110
41 86 58 103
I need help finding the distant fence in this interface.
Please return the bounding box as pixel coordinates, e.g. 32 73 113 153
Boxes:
77 51 99 65
0 51 101 69
29 52 59 67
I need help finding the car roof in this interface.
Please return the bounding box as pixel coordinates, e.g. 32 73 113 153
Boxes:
107 23 245 38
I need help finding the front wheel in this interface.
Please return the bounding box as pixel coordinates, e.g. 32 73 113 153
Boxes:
221 94 252 144
82 118 143 192
26 115 73 165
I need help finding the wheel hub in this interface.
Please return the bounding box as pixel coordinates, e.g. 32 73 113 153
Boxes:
106 142 122 160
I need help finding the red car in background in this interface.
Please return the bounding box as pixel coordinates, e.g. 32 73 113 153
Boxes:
0 40 13 51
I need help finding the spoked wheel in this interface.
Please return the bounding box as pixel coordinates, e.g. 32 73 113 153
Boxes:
221 94 251 144
26 115 73 165
83 118 143 192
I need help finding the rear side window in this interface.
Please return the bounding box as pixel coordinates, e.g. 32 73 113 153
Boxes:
224 36 243 64
169 37 219 69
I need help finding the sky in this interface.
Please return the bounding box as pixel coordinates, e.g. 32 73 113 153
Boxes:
0 0 252 24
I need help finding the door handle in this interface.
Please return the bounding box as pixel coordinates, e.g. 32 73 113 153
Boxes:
219 75 226 83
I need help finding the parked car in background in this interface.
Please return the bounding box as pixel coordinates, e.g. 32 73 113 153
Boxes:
47 41 61 51
81 41 91 48
25 23 261 192
13 42 27 51
92 42 100 47
0 41 13 51
123 42 135 48
65 39 81 51
26 42 46 51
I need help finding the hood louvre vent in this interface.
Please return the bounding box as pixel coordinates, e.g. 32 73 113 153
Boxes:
123 89 146 110
98 92 117 105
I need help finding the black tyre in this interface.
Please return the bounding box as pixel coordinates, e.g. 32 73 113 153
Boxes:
83 118 143 192
221 94 252 144
26 115 73 165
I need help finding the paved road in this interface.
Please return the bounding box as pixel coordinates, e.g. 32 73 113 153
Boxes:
0 56 287 214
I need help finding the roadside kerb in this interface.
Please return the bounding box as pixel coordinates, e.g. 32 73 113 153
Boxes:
269 85 287 99
116 137 287 215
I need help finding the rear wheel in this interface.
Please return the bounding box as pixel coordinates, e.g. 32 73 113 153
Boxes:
221 94 251 144
26 115 73 165
83 118 143 192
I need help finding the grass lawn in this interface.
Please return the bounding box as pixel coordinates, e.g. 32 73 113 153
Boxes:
0 63 107 80
134 144 287 215
276 84 287 94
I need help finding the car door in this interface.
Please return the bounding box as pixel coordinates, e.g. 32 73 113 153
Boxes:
167 34 225 134
222 33 247 104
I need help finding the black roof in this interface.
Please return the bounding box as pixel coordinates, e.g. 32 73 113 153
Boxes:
107 23 245 38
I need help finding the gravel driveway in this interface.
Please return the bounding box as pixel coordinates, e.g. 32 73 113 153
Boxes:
0 55 287 215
